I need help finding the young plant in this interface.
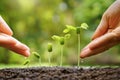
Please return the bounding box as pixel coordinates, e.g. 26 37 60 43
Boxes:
63 23 89 67
77 23 88 67
52 34 71 66
23 58 30 67
32 52 41 66
47 43 53 66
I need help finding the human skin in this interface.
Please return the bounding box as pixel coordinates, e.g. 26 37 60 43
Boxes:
0 16 30 57
80 0 120 58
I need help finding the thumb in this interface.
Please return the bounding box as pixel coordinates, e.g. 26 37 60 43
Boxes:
92 14 108 40
0 16 13 36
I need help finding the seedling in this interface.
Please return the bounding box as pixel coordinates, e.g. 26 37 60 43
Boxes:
52 34 71 66
63 23 88 67
32 52 41 66
47 43 53 66
23 58 30 67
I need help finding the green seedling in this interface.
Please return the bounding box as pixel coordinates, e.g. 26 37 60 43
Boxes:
23 58 30 67
63 23 88 67
32 52 41 66
47 43 53 66
77 23 88 67
52 34 71 66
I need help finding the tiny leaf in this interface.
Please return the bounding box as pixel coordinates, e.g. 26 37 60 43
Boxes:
52 35 60 41
63 28 70 33
47 43 53 52
66 25 76 31
80 23 89 30
64 34 71 39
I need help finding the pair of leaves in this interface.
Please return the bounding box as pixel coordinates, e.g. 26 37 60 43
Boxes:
52 34 71 45
63 25 76 33
52 34 71 40
63 23 89 34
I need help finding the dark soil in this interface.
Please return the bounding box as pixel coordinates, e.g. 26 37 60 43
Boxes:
0 67 120 80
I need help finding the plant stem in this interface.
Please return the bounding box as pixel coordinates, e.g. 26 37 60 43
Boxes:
39 58 41 66
60 45 64 66
77 34 80 67
49 52 51 67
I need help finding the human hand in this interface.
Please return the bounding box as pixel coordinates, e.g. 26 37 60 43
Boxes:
80 0 120 58
0 16 30 57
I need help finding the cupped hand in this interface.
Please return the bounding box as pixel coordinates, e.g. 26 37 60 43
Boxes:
0 16 30 57
80 0 120 58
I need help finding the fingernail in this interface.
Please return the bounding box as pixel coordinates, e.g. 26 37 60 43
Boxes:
80 48 91 58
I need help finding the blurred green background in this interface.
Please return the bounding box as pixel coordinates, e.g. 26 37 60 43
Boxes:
0 0 120 67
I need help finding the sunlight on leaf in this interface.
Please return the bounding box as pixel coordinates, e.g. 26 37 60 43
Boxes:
63 28 70 33
66 25 76 30
80 23 89 30
52 35 60 41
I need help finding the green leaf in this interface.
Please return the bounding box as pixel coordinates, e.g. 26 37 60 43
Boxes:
47 43 53 52
66 25 76 31
80 23 89 30
32 52 40 59
64 34 71 39
63 28 70 33
52 35 60 41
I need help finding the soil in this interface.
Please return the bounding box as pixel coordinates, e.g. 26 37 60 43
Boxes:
0 67 120 80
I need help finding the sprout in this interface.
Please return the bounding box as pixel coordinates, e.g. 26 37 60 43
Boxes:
23 59 30 67
52 34 71 66
47 43 53 66
33 52 40 59
63 23 89 67
32 52 41 66
23 60 30 65
48 43 53 52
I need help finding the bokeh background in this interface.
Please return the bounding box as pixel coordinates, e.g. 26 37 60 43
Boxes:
1 0 120 67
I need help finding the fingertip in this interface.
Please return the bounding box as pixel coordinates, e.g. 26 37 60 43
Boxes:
80 48 92 58
24 50 30 57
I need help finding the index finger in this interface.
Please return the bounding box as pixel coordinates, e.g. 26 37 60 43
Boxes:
80 32 119 58
90 33 118 50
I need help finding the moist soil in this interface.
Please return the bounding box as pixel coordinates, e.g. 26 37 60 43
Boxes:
0 67 120 80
